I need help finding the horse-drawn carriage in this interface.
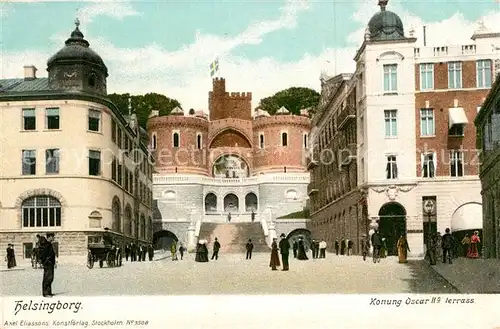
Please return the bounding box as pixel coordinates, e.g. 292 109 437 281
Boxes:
86 230 122 269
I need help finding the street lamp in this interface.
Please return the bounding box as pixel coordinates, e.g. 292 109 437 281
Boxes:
423 199 436 256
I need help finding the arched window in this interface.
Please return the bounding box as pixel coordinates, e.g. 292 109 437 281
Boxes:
259 133 265 149
173 132 180 147
281 132 288 147
147 216 153 240
152 133 157 150
22 195 61 227
197 133 202 149
303 133 308 148
88 73 96 87
111 199 121 232
140 214 146 239
124 205 132 235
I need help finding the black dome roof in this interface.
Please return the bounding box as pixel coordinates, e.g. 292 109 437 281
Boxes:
47 20 108 76
367 0 405 41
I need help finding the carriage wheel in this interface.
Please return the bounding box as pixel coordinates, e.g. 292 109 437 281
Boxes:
86 252 94 269
106 252 115 267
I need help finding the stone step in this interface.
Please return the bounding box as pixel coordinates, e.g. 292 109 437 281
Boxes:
198 222 269 253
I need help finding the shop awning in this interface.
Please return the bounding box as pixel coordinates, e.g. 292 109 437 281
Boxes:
451 202 482 232
448 107 469 129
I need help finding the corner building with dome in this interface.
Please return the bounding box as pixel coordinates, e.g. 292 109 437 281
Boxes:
149 78 311 249
0 21 154 258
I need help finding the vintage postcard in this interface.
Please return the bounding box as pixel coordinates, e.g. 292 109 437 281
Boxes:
1 0 500 328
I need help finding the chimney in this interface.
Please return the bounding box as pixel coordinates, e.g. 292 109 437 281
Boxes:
23 65 37 80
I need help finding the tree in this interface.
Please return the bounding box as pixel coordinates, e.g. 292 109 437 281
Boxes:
107 93 182 129
258 87 320 116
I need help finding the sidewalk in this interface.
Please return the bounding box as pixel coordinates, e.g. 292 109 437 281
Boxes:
430 257 500 293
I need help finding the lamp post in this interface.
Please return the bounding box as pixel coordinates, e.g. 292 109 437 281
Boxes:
423 199 436 256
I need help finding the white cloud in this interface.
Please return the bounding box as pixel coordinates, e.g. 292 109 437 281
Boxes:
1 0 499 111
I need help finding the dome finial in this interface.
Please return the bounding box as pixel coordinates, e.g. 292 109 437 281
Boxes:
75 17 80 29
378 0 388 11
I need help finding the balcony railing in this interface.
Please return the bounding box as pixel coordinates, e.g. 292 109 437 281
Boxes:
414 44 477 58
337 105 356 130
153 173 310 185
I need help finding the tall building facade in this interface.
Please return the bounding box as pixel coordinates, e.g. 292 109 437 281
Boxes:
308 0 500 257
149 78 311 247
476 72 500 259
0 21 154 258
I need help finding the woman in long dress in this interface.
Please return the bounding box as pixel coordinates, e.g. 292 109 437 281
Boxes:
397 235 410 263
195 242 203 262
269 238 280 270
467 231 480 258
296 237 308 260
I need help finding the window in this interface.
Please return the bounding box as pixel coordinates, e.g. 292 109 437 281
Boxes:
448 62 462 89
386 155 398 179
89 150 101 176
173 132 180 147
477 60 492 88
88 73 96 87
420 63 434 90
449 124 464 137
111 120 116 143
281 132 288 147
117 128 122 148
151 133 157 150
450 150 464 177
45 149 60 174
111 157 117 181
422 153 436 178
45 108 60 130
259 133 265 149
196 133 202 149
420 108 435 136
22 150 36 175
88 109 101 132
383 64 397 92
303 133 308 148
22 195 61 227
384 109 397 137
22 108 36 130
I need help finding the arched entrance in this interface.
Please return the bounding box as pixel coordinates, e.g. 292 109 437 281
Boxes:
286 229 312 251
153 230 178 250
451 202 483 257
378 202 407 256
205 193 217 213
245 192 258 212
212 154 250 178
224 193 239 212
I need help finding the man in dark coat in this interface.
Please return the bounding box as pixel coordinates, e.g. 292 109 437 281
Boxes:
148 244 154 261
125 244 130 261
251 211 255 222
334 240 339 255
246 239 254 260
279 234 290 271
39 234 56 297
297 237 308 260
310 239 317 259
371 230 382 263
441 228 454 264
292 241 298 258
179 243 185 260
6 244 16 269
211 238 221 260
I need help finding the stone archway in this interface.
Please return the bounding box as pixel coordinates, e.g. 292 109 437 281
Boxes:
286 229 312 251
224 193 239 213
378 202 407 256
153 230 179 250
245 192 258 212
205 193 217 213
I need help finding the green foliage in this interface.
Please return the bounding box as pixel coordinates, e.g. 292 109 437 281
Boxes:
258 87 320 115
277 208 310 219
107 92 182 129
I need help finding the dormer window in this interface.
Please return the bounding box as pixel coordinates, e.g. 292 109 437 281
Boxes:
259 133 265 149
196 133 202 149
88 72 96 87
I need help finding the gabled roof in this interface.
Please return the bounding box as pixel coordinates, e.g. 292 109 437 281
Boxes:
170 106 184 115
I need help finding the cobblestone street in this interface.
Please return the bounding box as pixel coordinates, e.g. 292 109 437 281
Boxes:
1 252 458 296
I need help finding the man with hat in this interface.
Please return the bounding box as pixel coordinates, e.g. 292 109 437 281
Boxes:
278 233 290 271
5 243 16 269
39 233 56 297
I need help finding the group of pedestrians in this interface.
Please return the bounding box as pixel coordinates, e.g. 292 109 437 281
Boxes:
124 243 154 262
333 238 355 256
428 228 481 265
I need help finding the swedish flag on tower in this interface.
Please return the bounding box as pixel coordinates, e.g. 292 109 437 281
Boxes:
210 58 219 77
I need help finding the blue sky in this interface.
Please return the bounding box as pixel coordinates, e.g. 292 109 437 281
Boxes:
1 0 500 110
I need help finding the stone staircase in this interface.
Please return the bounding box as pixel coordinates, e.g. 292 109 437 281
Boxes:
198 222 269 253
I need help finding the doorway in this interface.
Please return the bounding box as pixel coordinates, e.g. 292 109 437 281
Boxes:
378 202 407 256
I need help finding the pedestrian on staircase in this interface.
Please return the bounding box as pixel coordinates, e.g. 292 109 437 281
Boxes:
179 243 185 260
227 213 232 223
246 239 254 260
279 234 290 271
251 210 255 222
211 238 221 260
